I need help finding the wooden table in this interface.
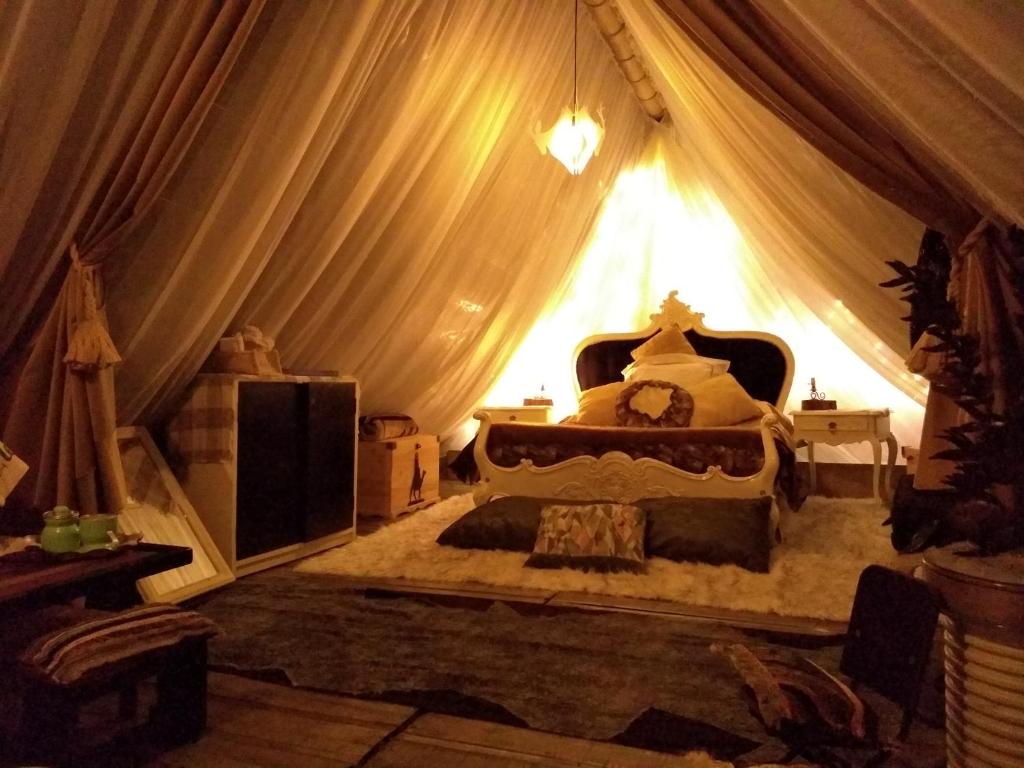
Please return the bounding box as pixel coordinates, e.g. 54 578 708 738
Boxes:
0 543 192 614
790 408 897 500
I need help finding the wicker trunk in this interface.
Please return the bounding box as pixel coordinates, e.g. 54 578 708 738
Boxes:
357 435 440 519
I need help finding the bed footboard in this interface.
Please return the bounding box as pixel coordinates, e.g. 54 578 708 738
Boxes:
472 411 780 505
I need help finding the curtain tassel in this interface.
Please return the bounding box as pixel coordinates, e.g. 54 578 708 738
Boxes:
63 243 123 372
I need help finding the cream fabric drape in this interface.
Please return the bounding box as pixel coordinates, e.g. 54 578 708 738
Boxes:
617 0 927 401
103 0 649 437
1 0 263 514
488 130 927 463
764 0 1024 232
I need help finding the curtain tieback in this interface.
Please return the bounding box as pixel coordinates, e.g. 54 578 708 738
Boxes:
63 242 123 372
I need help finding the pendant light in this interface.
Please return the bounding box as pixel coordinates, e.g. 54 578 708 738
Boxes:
536 0 604 175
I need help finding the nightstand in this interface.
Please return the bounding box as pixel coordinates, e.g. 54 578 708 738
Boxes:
791 409 897 500
477 405 552 424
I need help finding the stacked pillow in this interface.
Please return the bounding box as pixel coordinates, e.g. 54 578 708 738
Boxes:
573 325 762 428
622 352 729 389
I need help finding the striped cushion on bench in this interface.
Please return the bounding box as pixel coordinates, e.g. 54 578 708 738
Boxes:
20 604 217 686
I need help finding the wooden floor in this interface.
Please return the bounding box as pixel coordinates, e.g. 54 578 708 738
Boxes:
150 673 722 768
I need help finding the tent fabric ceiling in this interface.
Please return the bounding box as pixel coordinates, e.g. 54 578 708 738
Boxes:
1 0 649 511
1 0 265 515
104 0 649 428
618 0 925 373
1 0 1021 513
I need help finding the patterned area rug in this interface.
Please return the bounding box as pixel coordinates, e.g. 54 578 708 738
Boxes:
196 572 945 766
297 494 902 621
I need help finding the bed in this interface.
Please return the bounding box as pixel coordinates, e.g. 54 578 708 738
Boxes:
472 292 796 506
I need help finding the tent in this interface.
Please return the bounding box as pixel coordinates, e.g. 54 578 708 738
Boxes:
2 0 1022 516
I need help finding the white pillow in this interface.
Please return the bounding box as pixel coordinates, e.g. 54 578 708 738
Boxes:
621 353 730 386
625 362 717 389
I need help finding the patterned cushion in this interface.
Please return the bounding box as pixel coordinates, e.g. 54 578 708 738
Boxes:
526 503 646 573
615 379 694 427
20 604 218 686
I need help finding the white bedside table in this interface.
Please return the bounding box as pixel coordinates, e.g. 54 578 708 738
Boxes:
790 409 897 500
477 405 552 424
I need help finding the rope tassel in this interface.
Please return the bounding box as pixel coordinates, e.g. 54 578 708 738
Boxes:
63 243 123 372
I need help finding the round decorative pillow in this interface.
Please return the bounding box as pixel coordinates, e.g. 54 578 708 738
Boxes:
615 379 693 428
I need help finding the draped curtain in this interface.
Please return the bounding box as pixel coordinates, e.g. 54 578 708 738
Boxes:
618 0 927 400
644 0 1024 487
488 127 928 463
3 0 648 513
1 0 264 514
99 4 647 442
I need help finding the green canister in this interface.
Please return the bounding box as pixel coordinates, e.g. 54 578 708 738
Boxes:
41 505 80 553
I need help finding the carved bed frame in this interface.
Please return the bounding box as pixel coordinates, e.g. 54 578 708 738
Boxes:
472 292 795 504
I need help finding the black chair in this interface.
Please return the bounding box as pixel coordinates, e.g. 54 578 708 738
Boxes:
840 564 941 740
729 565 942 767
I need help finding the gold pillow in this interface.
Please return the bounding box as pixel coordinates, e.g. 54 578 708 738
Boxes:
688 374 762 427
575 381 628 426
630 325 696 361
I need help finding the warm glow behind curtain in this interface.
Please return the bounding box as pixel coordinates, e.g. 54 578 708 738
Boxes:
104 0 650 436
618 0 927 365
616 1 928 404
488 131 925 463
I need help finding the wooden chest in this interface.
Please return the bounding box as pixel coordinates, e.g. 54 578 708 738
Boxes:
357 434 440 519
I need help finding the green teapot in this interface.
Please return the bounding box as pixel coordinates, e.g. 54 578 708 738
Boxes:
41 505 81 553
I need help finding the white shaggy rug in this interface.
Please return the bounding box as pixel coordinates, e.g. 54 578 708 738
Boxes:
297 494 901 621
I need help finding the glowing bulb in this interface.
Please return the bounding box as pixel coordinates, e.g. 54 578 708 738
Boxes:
536 107 604 175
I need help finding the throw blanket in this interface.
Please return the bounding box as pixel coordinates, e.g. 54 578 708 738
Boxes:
21 604 217 685
359 413 419 441
712 643 874 747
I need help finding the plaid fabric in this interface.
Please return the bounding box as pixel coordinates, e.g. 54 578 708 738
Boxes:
20 604 217 686
167 378 236 464
359 413 419 441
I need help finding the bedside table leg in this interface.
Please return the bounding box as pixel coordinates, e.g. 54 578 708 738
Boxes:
884 433 897 500
869 437 882 500
807 442 816 494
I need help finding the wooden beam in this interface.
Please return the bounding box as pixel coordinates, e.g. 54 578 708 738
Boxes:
583 0 667 122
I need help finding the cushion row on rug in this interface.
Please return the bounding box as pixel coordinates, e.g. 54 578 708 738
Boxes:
438 495 774 573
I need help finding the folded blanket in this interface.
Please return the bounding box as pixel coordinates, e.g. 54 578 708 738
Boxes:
359 413 419 441
21 604 218 685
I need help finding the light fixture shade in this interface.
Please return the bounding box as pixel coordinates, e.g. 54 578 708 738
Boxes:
537 106 604 175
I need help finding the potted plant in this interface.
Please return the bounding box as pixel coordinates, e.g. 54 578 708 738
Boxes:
882 224 1024 767
882 225 1024 554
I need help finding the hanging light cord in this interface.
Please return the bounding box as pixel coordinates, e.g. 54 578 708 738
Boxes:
572 0 578 125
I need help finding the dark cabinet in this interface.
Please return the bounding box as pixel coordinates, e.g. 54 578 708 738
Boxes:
174 375 358 575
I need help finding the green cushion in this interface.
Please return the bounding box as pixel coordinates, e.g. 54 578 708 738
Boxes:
636 497 773 573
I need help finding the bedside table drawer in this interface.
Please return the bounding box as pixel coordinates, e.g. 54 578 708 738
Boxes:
797 414 872 433
478 406 551 424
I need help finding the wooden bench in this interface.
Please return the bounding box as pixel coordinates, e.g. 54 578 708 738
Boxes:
1 604 215 766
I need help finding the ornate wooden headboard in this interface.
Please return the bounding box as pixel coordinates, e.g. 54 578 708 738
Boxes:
573 292 795 410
